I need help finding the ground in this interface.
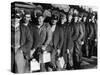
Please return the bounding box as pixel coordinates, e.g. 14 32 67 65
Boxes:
80 56 97 69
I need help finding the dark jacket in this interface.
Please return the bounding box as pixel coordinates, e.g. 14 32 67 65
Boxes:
94 22 97 40
65 23 74 50
11 26 20 49
50 25 64 51
62 22 74 54
84 22 93 40
72 22 84 43
19 24 33 56
11 23 33 57
89 22 94 40
89 22 96 40
29 23 52 50
84 22 90 41
79 22 85 42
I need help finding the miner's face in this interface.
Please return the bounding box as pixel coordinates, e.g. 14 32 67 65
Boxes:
68 15 72 22
74 16 78 22
92 16 95 22
79 17 82 22
24 14 31 22
14 14 21 24
12 14 21 27
83 17 87 22
61 16 67 23
51 19 58 25
38 16 44 25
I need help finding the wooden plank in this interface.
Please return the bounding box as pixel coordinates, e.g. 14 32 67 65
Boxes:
15 3 35 9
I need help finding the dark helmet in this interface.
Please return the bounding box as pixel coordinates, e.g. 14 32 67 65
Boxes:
51 10 60 20
60 12 66 19
11 7 23 19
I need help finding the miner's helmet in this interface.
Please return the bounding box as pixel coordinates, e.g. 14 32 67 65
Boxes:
34 6 44 18
51 14 59 21
60 12 66 19
79 13 84 18
73 9 79 17
51 10 60 21
69 8 74 15
11 8 23 19
73 13 79 18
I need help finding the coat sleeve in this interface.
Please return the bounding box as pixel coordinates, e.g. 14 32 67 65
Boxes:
67 27 73 50
94 23 97 39
82 23 86 41
44 24 53 47
78 24 84 42
72 25 78 41
20 27 33 54
57 27 64 50
89 24 94 39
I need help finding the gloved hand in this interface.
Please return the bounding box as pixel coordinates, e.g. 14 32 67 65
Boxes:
42 45 47 51
30 48 36 58
57 49 60 56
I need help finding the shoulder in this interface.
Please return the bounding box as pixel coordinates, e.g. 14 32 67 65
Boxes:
57 25 63 32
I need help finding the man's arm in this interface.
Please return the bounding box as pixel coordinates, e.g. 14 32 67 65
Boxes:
72 24 78 41
58 27 64 50
88 24 94 39
78 24 84 42
20 27 33 53
44 24 53 48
